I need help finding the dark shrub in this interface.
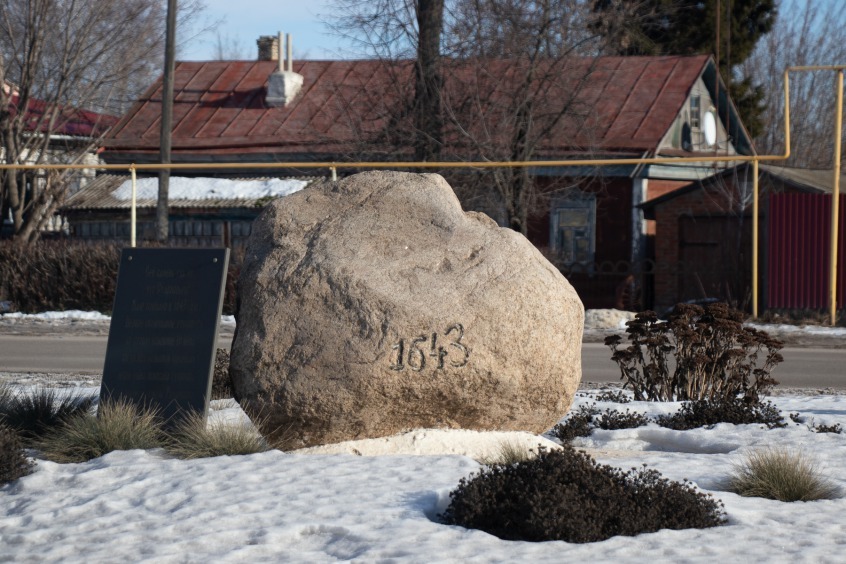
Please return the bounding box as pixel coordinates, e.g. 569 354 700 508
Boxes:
596 409 650 430
593 389 631 403
0 425 33 485
0 240 121 313
440 446 726 543
655 398 786 430
0 387 95 446
813 423 843 434
0 240 241 315
212 348 234 400
550 404 599 441
551 404 650 441
789 413 842 434
605 303 783 402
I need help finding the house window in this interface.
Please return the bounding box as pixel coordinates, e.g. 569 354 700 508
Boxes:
690 95 701 130
550 196 596 264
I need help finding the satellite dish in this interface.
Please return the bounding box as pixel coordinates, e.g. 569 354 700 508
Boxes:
703 110 717 147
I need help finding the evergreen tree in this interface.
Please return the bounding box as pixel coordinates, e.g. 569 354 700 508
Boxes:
592 0 776 138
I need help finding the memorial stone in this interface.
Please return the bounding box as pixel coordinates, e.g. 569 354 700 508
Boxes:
230 171 584 449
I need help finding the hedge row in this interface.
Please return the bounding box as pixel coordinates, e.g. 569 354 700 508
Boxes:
0 240 239 315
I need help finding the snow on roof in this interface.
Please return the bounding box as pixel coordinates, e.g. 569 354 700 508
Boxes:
111 176 309 201
63 174 316 211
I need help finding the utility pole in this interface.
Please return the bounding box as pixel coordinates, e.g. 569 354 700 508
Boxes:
157 0 177 243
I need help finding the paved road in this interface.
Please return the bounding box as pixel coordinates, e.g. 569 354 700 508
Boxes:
582 342 846 389
1 334 844 389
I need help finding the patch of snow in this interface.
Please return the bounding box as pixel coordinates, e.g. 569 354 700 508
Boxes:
747 322 846 337
1 310 110 321
2 391 846 561
110 177 310 201
583 309 636 330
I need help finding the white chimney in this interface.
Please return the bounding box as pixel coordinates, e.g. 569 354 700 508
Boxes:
265 31 303 107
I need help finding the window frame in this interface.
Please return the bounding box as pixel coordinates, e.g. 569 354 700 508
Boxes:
549 194 596 266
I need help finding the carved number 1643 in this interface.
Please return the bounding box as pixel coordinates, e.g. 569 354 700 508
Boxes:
390 323 469 372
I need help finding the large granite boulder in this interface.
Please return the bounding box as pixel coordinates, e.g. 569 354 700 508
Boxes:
230 171 583 449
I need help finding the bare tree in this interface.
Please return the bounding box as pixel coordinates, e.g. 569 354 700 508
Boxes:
326 0 605 235
212 32 250 60
0 0 206 245
440 0 602 233
741 0 846 168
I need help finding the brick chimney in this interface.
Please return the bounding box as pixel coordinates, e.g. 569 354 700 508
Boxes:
265 32 303 107
256 36 279 61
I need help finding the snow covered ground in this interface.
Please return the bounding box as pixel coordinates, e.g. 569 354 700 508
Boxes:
2 389 846 562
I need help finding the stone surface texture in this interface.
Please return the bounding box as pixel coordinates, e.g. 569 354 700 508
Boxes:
229 171 584 448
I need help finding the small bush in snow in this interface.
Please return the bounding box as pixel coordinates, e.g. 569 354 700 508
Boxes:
0 386 95 446
789 413 842 434
605 303 783 402
593 389 631 403
550 404 600 441
165 411 269 459
0 424 33 485
655 398 785 430
725 448 842 502
441 446 726 543
38 399 165 463
595 408 650 430
551 404 650 442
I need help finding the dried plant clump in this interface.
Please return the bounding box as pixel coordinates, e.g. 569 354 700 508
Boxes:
605 303 783 402
38 399 165 463
441 446 726 543
724 448 842 502
0 386 96 446
0 424 33 485
165 411 269 459
655 398 785 430
478 440 537 466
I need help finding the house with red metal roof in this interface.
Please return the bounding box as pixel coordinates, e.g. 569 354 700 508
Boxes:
83 43 754 308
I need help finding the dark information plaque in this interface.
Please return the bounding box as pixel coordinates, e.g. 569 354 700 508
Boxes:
100 248 230 426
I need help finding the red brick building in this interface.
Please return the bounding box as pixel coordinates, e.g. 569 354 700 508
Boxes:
641 164 839 312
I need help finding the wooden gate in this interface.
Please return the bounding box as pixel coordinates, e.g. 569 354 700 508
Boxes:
678 215 752 306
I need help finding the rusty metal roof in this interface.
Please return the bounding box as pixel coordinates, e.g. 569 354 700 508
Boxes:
63 174 317 211
101 55 716 163
7 94 117 138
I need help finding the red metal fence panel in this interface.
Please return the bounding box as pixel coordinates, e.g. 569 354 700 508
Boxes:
768 193 846 309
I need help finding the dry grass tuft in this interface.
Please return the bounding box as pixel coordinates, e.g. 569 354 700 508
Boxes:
479 439 538 466
165 411 269 459
725 448 842 502
38 399 165 463
0 385 96 446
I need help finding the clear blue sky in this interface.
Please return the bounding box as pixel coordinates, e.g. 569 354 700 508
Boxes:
180 0 353 61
